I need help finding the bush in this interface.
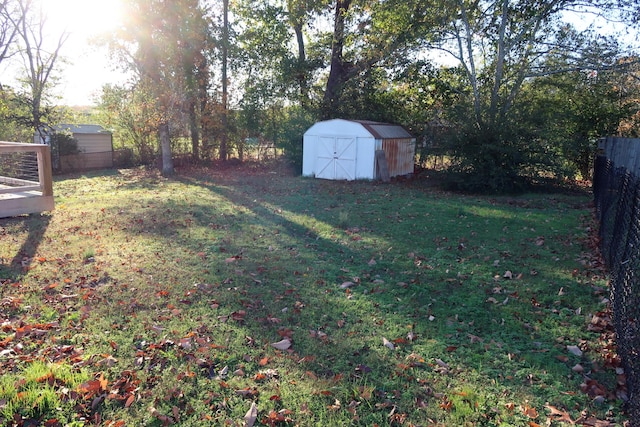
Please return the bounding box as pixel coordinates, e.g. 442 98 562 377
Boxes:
276 107 316 173
50 132 80 156
445 124 528 193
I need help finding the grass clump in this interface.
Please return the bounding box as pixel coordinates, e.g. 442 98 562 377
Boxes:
0 165 619 425
0 361 89 425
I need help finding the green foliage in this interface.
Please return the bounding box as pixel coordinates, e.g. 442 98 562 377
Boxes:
0 88 32 142
95 84 158 165
445 122 530 193
50 131 79 156
275 106 316 172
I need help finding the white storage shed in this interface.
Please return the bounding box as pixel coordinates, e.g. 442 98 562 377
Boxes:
302 119 415 181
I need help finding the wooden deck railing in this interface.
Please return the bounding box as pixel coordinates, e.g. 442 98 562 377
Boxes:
0 142 54 218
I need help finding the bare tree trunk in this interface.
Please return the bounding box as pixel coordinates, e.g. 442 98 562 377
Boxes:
293 22 309 106
489 0 509 126
456 0 482 128
220 0 229 161
322 0 351 119
189 98 199 163
159 122 174 176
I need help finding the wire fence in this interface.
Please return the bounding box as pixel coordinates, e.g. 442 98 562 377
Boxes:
0 150 39 183
593 154 640 421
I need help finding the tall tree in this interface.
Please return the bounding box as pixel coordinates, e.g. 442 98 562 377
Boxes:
10 0 67 140
0 0 21 69
427 0 639 191
320 0 440 118
109 0 208 175
233 0 322 114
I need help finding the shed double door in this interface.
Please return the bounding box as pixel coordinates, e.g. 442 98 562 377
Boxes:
316 136 356 180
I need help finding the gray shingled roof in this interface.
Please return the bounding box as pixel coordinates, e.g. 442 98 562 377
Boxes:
54 124 111 134
349 120 413 140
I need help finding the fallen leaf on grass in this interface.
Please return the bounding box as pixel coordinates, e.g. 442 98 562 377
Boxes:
521 404 538 418
576 416 613 426
545 404 574 424
237 388 259 399
382 337 395 350
309 330 327 340
567 345 583 357
125 394 135 408
150 407 174 425
244 401 258 427
261 310 279 322
231 311 246 322
271 339 291 350
435 359 449 369
97 355 118 367
262 409 293 425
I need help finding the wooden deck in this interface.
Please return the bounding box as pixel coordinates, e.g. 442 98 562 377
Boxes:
0 142 54 218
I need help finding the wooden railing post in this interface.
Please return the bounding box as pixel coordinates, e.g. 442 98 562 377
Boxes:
37 144 53 197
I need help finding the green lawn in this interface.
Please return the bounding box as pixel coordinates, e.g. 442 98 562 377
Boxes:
0 164 620 426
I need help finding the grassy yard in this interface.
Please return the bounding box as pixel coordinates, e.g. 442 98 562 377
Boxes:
0 164 621 426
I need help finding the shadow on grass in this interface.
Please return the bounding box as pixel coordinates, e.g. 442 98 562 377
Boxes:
0 214 52 281
2 167 611 425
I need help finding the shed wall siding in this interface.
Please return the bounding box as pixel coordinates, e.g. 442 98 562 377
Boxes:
382 138 415 177
77 134 112 154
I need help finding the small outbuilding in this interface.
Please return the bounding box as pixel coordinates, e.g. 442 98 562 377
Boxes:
302 119 415 181
35 124 113 171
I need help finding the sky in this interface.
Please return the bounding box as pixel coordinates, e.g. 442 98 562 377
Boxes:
1 0 128 106
2 1 636 107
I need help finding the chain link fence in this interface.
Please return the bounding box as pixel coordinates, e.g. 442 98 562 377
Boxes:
593 154 640 422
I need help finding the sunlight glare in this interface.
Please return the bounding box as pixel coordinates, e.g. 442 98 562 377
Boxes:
35 0 127 105
41 0 123 40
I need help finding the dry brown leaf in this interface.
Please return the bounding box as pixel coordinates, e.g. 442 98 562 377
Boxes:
521 404 538 418
244 401 258 427
545 404 574 424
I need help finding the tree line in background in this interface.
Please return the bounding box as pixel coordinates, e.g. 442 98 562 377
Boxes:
1 0 639 192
